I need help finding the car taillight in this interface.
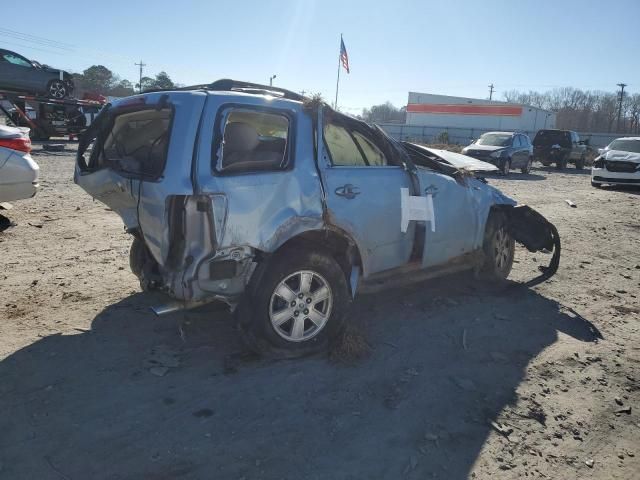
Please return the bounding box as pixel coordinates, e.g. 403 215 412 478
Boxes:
0 137 32 153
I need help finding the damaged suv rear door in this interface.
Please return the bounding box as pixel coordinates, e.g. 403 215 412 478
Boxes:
74 92 207 264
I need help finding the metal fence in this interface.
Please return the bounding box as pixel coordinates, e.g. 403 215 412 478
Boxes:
377 123 624 148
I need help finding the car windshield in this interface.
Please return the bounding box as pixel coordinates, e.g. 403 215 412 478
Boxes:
2 52 32 68
477 134 512 146
607 139 640 154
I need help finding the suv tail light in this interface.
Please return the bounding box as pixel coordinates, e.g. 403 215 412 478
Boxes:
0 137 32 153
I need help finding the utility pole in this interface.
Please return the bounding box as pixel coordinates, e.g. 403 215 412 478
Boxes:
616 83 627 132
488 83 495 101
269 74 277 86
135 60 146 92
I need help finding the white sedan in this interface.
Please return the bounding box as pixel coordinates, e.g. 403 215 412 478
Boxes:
0 125 39 203
591 137 640 188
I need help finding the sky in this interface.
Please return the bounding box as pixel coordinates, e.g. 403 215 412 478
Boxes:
3 0 639 114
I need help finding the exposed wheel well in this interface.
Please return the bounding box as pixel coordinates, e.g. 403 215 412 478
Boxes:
272 229 362 279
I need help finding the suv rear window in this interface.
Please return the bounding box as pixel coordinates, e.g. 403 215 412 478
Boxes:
533 130 570 147
78 106 173 178
101 108 172 177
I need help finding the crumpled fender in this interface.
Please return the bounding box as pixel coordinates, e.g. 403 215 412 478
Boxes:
505 205 561 286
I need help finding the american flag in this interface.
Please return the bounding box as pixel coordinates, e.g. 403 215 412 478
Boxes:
340 37 350 74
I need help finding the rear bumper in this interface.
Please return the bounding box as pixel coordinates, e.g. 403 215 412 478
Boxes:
591 167 640 185
0 181 38 202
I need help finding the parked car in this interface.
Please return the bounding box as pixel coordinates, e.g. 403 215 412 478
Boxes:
461 131 533 175
0 125 39 202
533 129 587 169
591 137 640 188
74 80 560 357
0 48 74 99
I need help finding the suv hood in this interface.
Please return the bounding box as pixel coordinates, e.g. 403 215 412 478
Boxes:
464 144 503 152
410 144 498 172
602 149 640 164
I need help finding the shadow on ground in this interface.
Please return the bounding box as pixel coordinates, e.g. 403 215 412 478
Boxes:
485 171 546 181
0 275 602 479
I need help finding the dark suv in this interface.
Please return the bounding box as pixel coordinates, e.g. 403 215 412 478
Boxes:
461 131 533 176
0 49 74 99
533 129 587 170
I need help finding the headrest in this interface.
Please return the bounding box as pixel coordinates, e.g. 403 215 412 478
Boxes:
224 122 259 152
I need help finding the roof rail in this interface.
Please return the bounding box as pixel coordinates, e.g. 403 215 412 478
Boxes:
145 79 306 102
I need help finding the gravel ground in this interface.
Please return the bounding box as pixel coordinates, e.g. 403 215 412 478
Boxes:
0 146 639 480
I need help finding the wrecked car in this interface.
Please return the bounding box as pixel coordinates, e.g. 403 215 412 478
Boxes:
591 137 640 188
0 125 39 203
75 80 560 357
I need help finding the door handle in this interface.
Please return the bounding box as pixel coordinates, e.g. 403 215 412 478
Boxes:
335 184 360 199
424 185 439 197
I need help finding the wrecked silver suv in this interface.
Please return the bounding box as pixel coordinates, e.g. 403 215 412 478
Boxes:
75 80 560 357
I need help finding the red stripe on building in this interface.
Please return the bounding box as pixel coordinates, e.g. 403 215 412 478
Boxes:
407 103 523 116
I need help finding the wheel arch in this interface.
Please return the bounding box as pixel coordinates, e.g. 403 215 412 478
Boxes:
271 228 363 281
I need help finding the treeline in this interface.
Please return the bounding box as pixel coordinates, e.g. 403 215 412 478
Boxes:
503 87 640 134
71 65 178 98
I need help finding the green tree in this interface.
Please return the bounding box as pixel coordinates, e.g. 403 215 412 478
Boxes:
150 71 175 90
78 65 115 95
108 79 135 97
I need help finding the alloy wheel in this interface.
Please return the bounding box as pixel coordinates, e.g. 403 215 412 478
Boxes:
269 270 333 342
494 227 512 271
49 81 66 99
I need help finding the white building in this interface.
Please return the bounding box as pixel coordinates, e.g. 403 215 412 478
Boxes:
406 92 556 132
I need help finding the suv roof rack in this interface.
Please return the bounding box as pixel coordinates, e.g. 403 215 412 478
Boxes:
145 79 306 102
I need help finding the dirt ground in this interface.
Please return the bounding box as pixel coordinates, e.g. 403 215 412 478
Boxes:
1 145 639 480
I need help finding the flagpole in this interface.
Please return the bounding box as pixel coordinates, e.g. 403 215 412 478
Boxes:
334 34 342 109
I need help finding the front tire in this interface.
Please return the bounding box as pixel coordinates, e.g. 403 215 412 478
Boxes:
591 180 602 188
47 80 68 99
237 248 351 358
575 156 585 170
500 158 511 176
555 155 567 170
521 156 532 174
480 212 515 280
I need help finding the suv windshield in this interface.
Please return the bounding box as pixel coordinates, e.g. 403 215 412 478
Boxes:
607 139 640 154
477 133 512 147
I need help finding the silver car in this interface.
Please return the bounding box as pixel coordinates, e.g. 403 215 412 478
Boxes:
75 80 560 357
0 125 39 203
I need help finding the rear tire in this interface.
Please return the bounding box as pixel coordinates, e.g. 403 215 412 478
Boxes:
521 156 532 174
575 156 585 170
480 212 515 281
129 237 158 291
236 248 351 358
556 156 567 170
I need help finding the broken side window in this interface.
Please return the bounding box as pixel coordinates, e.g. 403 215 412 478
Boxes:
215 108 290 173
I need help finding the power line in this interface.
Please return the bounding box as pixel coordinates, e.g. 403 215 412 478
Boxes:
0 27 74 51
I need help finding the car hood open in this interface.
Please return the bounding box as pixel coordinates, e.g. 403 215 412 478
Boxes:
409 143 499 173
